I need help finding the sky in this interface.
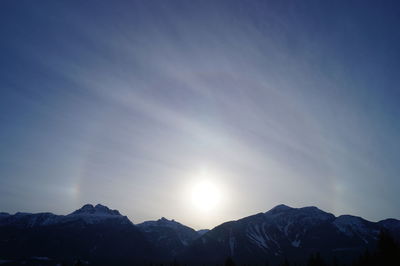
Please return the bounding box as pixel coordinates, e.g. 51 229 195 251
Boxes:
1 0 400 230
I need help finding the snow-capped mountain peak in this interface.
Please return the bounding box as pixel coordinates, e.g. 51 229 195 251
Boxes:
138 217 187 231
265 205 335 222
0 204 131 227
64 204 131 225
68 204 121 216
0 212 59 227
137 217 200 253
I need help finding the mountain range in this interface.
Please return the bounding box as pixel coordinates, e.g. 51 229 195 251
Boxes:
0 204 399 265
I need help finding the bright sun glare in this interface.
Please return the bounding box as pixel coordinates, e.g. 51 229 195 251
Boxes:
190 180 221 211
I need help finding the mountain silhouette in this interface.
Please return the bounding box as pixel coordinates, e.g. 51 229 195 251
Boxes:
0 204 399 265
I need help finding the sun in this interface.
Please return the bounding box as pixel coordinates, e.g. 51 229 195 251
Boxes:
190 180 221 211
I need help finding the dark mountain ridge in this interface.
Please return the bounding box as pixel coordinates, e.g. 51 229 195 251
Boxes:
181 204 395 264
0 204 399 265
137 217 200 256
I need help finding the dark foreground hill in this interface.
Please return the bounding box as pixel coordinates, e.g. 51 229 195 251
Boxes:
0 204 399 265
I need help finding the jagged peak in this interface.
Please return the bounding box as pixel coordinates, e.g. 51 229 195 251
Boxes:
139 217 181 227
158 217 177 223
69 203 121 216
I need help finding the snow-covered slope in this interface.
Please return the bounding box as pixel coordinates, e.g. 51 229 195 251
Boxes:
0 204 151 264
65 204 132 225
1 203 399 264
137 217 199 256
0 204 132 227
69 203 121 216
0 212 59 227
182 204 387 264
333 215 379 243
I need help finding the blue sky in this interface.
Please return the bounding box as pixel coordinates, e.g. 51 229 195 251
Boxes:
1 0 400 229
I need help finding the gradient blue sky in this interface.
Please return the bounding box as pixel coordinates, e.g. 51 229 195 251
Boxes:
1 0 400 229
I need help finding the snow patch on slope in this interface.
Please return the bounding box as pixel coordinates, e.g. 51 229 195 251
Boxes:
291 239 301 247
333 215 378 243
229 235 235 256
246 223 269 250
